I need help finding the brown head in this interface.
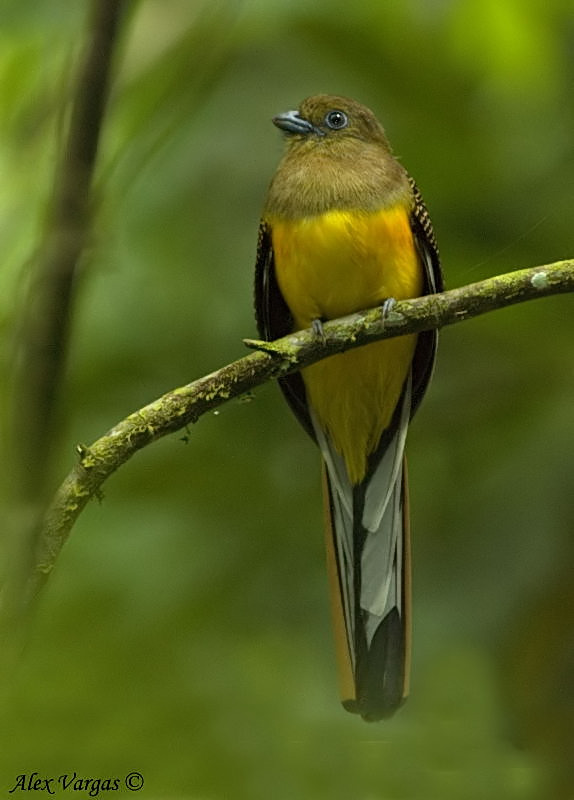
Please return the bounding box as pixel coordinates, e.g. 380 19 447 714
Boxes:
272 95 391 149
264 95 411 218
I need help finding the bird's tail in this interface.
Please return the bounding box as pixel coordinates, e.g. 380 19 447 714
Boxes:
323 457 411 720
316 371 413 721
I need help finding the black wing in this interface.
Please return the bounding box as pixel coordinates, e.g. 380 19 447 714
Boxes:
254 221 315 439
407 176 443 417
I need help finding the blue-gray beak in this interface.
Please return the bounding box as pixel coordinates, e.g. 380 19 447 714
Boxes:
272 109 324 136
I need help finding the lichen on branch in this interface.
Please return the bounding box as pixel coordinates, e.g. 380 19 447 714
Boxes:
32 258 574 599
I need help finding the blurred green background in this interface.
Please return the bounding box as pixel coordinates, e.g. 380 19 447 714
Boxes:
1 1 573 798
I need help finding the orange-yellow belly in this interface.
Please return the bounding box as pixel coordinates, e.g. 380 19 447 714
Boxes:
268 206 423 485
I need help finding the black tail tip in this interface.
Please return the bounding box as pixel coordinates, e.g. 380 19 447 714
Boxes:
341 694 406 722
353 608 408 721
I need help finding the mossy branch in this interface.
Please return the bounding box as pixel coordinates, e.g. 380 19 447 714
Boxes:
30 258 574 599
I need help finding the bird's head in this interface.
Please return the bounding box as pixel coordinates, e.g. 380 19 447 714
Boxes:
272 95 390 151
265 94 406 217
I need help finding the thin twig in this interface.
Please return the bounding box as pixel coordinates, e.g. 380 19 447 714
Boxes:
3 0 127 653
12 0 126 499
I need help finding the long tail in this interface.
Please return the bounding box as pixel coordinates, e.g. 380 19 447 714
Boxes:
319 382 412 721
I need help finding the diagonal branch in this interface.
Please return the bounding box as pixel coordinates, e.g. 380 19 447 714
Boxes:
30 258 574 600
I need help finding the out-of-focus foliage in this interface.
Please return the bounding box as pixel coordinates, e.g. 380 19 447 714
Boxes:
1 1 573 798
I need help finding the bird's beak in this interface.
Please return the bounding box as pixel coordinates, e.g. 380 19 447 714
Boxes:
272 110 324 137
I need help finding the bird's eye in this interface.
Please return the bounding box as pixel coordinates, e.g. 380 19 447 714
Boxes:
324 110 348 130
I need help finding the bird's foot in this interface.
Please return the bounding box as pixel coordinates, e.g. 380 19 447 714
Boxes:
380 297 397 320
312 318 327 344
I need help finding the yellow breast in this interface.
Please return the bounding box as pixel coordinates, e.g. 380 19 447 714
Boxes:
268 206 423 484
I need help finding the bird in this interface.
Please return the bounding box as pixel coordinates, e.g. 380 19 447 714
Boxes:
254 95 442 721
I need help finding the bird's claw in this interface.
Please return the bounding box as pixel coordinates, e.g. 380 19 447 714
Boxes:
312 318 327 344
381 297 397 319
